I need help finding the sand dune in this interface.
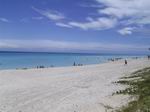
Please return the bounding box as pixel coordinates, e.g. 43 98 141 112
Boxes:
0 58 150 112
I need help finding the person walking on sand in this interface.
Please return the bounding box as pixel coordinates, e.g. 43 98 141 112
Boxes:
125 59 127 65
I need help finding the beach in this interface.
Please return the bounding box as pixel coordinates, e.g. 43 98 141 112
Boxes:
0 58 150 112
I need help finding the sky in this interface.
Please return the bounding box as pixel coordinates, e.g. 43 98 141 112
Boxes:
0 0 150 54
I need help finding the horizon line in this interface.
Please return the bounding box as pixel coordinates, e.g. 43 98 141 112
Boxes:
0 50 148 55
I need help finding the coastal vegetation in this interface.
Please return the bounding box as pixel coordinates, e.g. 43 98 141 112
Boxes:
116 67 150 112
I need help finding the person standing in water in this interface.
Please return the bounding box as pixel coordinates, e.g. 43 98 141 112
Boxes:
125 60 127 65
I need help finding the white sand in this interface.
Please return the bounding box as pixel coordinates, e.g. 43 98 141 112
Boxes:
0 58 150 112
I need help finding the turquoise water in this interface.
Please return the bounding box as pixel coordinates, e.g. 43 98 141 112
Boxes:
0 52 145 70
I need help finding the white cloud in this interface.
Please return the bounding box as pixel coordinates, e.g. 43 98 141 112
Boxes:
68 17 117 30
0 18 9 23
32 7 65 21
94 0 150 35
118 27 135 35
96 0 150 25
86 17 94 22
56 22 72 28
32 6 118 31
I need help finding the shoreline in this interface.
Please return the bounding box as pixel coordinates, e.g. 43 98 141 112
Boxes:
0 58 150 112
0 56 146 71
0 55 145 71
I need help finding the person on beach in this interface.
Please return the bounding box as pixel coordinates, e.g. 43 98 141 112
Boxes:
125 60 127 65
148 55 150 60
73 62 76 66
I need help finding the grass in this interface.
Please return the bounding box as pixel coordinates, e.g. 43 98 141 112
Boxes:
115 67 150 112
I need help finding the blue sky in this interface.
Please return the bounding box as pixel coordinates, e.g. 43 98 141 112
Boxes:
0 0 150 54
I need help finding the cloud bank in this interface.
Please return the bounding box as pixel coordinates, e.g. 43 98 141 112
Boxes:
0 40 149 53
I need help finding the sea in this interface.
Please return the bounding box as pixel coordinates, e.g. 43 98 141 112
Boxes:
0 52 145 70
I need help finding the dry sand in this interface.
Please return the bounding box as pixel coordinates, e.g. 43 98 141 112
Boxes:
0 58 150 112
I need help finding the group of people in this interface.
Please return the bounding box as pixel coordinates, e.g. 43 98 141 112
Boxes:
37 65 45 69
73 62 83 66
